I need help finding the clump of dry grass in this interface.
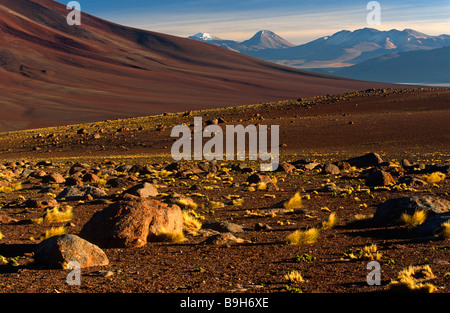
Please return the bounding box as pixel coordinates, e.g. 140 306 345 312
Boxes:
343 244 382 261
401 210 427 229
156 228 185 242
283 192 302 210
321 212 338 230
232 198 244 206
208 201 225 209
389 265 436 293
361 244 382 261
0 182 22 194
441 221 450 240
33 206 73 224
175 198 198 210
183 210 202 233
285 228 319 245
41 226 66 240
284 270 304 283
421 172 445 184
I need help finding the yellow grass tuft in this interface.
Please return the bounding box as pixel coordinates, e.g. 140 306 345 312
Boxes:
256 182 267 190
361 244 382 261
421 172 445 184
208 201 225 209
401 210 427 229
33 206 73 224
175 198 198 210
389 265 436 293
283 192 302 210
0 182 22 194
232 198 244 206
442 221 450 240
41 226 66 240
284 270 304 283
321 212 338 230
183 210 202 233
156 229 185 243
285 228 319 245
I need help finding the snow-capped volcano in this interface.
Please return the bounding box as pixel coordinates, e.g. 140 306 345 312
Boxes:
187 30 294 52
189 32 221 41
241 30 295 50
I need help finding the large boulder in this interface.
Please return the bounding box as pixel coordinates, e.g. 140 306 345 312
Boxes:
79 198 183 248
372 196 450 226
34 234 109 269
56 185 107 201
344 152 383 168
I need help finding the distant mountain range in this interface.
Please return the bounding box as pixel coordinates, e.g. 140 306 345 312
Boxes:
188 30 295 52
0 0 394 131
188 28 450 84
332 46 450 84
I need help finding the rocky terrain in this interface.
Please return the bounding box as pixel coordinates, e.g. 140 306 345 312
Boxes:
0 88 449 294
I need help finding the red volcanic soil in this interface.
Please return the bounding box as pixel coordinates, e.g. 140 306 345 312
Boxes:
0 88 448 297
0 0 398 132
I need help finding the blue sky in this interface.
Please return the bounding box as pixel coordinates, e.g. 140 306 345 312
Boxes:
63 0 450 44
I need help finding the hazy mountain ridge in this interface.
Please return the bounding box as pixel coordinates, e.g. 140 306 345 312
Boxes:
190 28 450 84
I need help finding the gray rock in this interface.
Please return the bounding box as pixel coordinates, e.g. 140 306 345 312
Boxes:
372 196 450 226
321 185 342 193
56 185 107 200
304 162 320 170
202 221 244 233
323 163 340 175
124 182 158 198
254 223 271 231
201 233 244 245
35 234 109 269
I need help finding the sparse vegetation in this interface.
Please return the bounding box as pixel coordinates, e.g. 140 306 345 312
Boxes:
0 182 22 193
421 172 446 184
183 210 202 233
41 226 66 240
321 212 337 230
283 192 302 210
33 206 73 224
401 210 427 229
343 244 382 261
285 228 319 245
441 221 450 240
156 228 185 243
389 265 436 293
294 253 316 262
284 270 304 283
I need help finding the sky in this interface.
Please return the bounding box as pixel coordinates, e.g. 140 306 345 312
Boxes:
64 0 450 44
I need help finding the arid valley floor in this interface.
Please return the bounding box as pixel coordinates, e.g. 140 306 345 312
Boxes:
0 88 449 294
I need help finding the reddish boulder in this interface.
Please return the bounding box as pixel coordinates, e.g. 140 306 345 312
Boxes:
79 198 183 248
